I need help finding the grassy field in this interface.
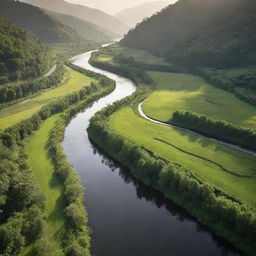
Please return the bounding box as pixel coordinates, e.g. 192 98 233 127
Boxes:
109 107 256 208
24 114 65 256
96 43 169 66
143 72 256 129
0 66 94 131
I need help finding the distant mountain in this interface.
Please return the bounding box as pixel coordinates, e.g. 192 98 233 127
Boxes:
122 0 256 69
47 11 118 42
0 18 52 83
0 0 86 44
21 0 129 35
115 1 170 27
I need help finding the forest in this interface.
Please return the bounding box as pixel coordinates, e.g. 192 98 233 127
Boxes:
0 18 53 83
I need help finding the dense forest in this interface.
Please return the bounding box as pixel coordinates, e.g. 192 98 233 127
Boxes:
122 0 256 69
0 18 53 83
0 0 87 44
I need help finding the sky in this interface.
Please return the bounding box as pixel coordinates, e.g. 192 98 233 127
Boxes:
66 0 173 14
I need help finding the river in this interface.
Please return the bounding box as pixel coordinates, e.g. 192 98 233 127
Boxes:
63 48 241 256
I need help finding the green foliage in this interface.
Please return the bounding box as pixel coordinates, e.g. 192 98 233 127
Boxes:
171 111 256 150
0 65 65 103
122 0 256 69
0 143 46 256
0 18 53 83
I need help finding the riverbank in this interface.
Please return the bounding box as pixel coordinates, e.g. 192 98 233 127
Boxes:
0 46 116 255
86 45 256 255
88 91 256 256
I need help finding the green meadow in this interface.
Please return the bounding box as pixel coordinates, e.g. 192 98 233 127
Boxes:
0 66 94 131
24 114 65 256
109 107 256 208
143 72 256 129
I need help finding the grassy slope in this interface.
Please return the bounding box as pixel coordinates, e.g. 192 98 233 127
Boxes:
109 107 256 208
143 72 256 129
0 66 94 131
25 114 65 256
96 44 168 66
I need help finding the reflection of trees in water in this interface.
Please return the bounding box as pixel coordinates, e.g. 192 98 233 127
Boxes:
89 139 241 256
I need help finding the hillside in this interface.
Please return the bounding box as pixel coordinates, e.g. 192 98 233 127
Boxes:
115 1 171 27
0 0 86 44
0 18 52 83
47 11 117 42
21 0 129 35
122 0 256 69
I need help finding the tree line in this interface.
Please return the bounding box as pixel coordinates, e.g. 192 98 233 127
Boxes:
45 80 115 256
0 142 46 256
170 111 256 151
0 64 65 104
87 89 256 256
0 65 115 256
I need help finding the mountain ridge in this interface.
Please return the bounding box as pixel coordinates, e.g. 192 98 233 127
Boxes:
0 0 87 44
21 0 129 35
47 10 118 42
115 1 171 27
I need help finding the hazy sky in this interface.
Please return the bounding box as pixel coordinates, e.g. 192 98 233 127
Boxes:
66 0 173 14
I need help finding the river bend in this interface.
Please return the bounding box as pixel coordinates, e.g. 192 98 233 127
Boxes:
63 48 241 256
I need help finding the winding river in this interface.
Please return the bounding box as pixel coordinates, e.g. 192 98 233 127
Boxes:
63 47 241 256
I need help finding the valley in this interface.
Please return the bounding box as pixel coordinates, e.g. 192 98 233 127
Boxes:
0 0 255 255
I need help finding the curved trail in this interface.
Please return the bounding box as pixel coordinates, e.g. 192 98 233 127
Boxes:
43 64 57 77
138 101 256 157
63 46 241 256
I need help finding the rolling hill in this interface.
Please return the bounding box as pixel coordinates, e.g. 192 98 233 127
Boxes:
0 0 86 44
115 1 171 27
47 11 118 42
0 18 52 83
21 0 129 35
122 0 256 69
